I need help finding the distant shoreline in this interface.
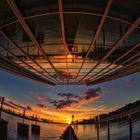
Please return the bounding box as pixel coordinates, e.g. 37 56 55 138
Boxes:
1 108 65 124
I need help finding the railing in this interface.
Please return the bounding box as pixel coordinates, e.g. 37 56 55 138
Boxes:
95 107 140 140
0 96 49 123
100 105 140 122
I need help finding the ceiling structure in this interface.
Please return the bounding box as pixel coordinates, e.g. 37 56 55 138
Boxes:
0 0 140 86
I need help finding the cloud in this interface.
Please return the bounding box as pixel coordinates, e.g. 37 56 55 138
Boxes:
26 106 32 110
8 100 25 109
121 79 136 88
3 98 32 112
57 93 79 99
103 88 114 94
36 104 48 108
30 91 51 102
54 100 79 109
54 88 101 109
31 87 101 110
79 88 101 104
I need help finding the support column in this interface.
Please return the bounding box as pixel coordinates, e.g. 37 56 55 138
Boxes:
107 121 110 140
31 114 40 135
17 109 29 137
96 116 100 140
128 115 132 140
17 123 29 137
31 124 40 135
0 97 4 118
0 97 8 140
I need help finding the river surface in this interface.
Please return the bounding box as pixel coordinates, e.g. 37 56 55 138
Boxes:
2 112 140 140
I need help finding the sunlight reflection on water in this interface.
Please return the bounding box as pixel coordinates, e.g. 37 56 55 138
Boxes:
2 112 140 140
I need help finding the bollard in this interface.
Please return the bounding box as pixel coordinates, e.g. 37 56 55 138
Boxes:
17 123 29 137
96 116 99 140
17 109 29 137
107 121 110 140
0 97 4 118
22 109 26 124
31 124 40 134
128 115 132 140
0 97 8 140
31 114 40 135
0 119 8 140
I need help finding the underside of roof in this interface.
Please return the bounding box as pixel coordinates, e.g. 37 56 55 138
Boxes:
0 0 140 85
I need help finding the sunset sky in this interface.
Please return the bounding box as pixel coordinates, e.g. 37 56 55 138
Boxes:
0 71 140 123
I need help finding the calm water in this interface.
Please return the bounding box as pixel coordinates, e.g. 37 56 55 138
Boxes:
2 112 140 140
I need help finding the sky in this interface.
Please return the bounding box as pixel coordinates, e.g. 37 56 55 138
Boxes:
0 70 140 123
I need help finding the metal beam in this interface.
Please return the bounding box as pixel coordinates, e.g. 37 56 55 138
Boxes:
0 30 61 83
0 11 140 30
87 55 140 85
6 0 58 76
76 0 112 80
1 43 138 54
88 63 140 86
87 42 140 81
58 0 69 84
96 52 140 79
0 43 57 84
0 54 55 85
80 16 140 82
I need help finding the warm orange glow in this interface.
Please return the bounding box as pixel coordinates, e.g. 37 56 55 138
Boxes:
67 54 73 58
3 97 116 123
67 121 71 124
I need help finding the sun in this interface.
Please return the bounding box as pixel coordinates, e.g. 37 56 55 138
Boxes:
67 121 71 124
67 54 72 58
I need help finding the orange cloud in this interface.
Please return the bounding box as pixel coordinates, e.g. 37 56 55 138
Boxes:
2 95 116 123
30 88 101 110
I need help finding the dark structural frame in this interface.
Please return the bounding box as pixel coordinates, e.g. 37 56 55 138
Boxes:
0 0 139 85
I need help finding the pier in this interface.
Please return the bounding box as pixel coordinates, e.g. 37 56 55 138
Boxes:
60 125 79 140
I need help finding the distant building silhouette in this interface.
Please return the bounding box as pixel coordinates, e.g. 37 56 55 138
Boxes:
72 115 74 124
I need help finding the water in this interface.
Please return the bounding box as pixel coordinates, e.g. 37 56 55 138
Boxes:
2 112 140 140
3 112 67 140
73 118 140 140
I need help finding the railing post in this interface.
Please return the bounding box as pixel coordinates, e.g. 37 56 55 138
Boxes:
107 120 110 140
17 109 29 138
96 116 100 140
31 114 40 135
0 97 4 118
128 115 132 140
23 109 26 124
35 114 37 125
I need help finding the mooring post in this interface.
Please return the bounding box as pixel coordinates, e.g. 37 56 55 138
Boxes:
0 97 4 118
17 109 29 138
23 109 26 124
128 115 132 140
35 114 37 125
0 97 8 140
107 120 110 140
31 114 40 135
96 116 100 140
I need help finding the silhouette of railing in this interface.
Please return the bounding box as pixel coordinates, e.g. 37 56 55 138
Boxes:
0 96 50 123
100 105 140 122
94 106 140 140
